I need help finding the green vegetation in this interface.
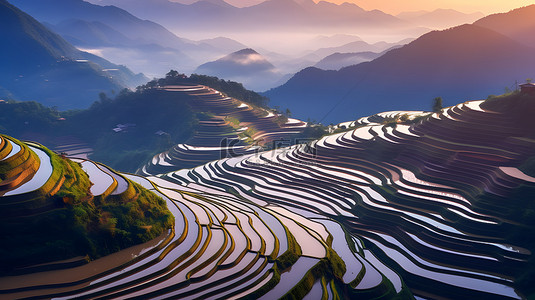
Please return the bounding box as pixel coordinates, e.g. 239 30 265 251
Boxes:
299 123 329 140
0 71 276 172
381 113 430 127
520 156 535 177
65 88 197 172
483 91 535 137
0 101 63 143
249 226 302 299
0 139 173 275
274 114 289 127
138 70 269 108
47 146 92 202
0 88 197 172
432 97 443 113
330 113 429 136
286 120 328 143
239 126 258 144
509 155 535 298
412 91 535 298
225 116 241 128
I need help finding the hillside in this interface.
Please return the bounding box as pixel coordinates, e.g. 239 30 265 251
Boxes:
474 4 535 48
0 73 317 173
308 38 410 59
397 9 485 29
0 0 145 109
197 36 247 53
1 89 534 299
9 0 247 76
265 24 535 124
135 82 311 175
195 48 282 91
0 137 412 299
0 135 173 274
315 51 383 70
9 0 189 49
142 90 535 299
46 19 135 47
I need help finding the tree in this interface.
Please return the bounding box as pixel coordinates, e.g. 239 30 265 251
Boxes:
432 97 443 113
98 92 111 105
285 108 291 117
166 70 179 78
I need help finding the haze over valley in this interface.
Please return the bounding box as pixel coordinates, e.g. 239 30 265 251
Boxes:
11 0 430 88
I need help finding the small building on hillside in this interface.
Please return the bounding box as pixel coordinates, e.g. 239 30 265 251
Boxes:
520 82 535 94
113 123 137 133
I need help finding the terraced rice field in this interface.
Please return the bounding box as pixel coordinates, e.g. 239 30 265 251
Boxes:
54 140 93 160
142 99 535 299
2 96 534 299
0 135 408 299
138 85 307 175
0 137 61 217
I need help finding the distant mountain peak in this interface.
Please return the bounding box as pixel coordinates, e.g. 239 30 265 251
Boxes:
251 0 306 11
294 0 315 6
192 0 235 8
233 48 259 55
320 0 364 9
219 48 274 68
200 48 273 68
195 47 280 90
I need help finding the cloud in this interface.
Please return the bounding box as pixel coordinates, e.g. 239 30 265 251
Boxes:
226 53 267 65
77 47 104 57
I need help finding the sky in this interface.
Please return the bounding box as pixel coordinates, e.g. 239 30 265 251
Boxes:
339 0 535 14
221 0 534 14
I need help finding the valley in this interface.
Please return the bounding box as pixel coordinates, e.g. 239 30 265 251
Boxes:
1 0 535 299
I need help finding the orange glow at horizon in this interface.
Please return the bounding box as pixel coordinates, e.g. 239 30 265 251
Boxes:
317 0 535 14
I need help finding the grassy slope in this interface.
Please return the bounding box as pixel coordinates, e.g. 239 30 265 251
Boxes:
0 137 173 274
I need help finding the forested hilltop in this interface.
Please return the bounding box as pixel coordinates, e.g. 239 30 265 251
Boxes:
1 87 196 172
0 72 320 172
138 71 270 108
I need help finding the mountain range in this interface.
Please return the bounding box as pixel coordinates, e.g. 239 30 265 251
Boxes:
89 0 413 33
9 0 190 49
265 6 535 124
0 0 146 109
397 9 485 29
9 0 248 77
314 51 384 71
9 0 496 94
8 0 425 91
304 38 412 61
